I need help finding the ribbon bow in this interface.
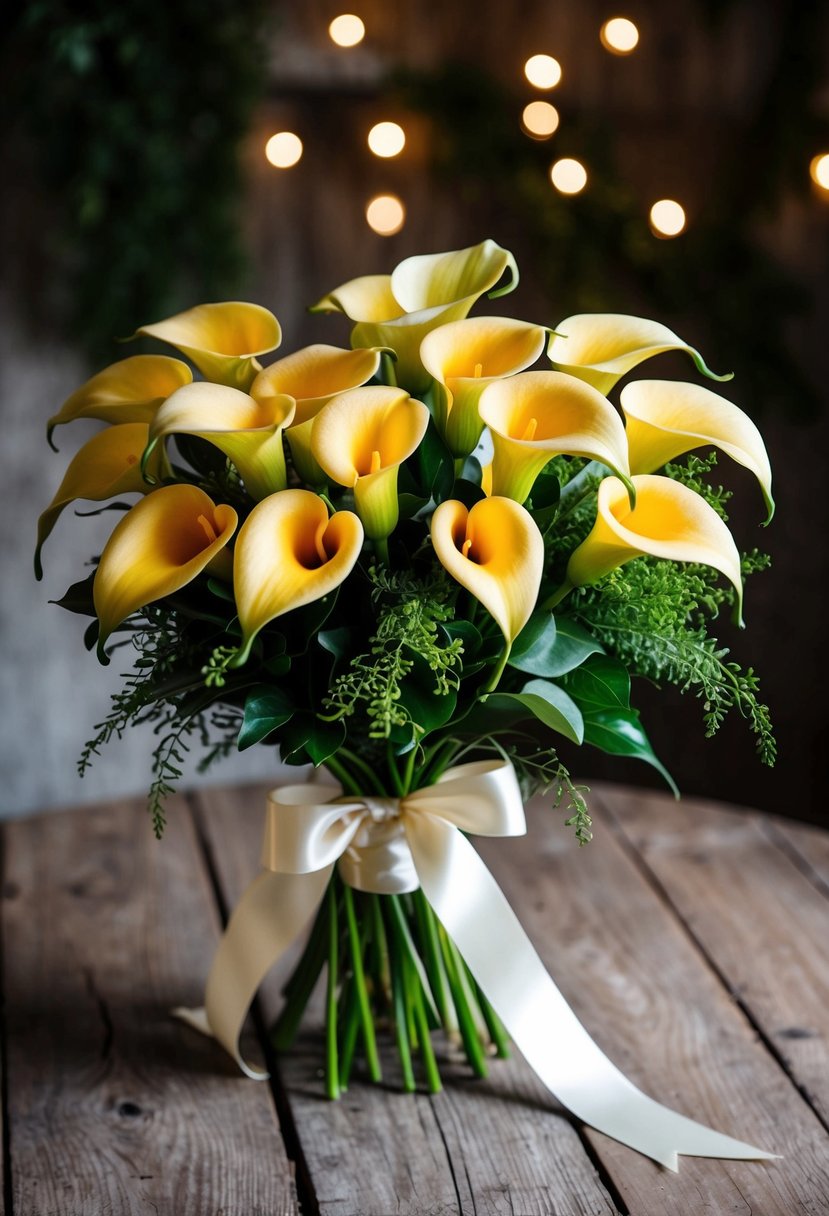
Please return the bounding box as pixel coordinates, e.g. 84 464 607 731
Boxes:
176 760 775 1171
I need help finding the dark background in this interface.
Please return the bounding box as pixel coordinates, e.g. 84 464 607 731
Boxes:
2 0 828 822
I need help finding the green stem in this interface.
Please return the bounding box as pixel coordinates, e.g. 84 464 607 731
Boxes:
325 885 340 1100
473 976 510 1058
541 579 573 613
386 744 405 797
381 352 398 387
482 642 512 696
439 926 488 1077
409 958 442 1093
375 535 391 566
323 752 363 796
272 902 328 1051
343 885 382 1082
338 747 388 795
401 746 418 795
412 890 455 1033
338 976 360 1091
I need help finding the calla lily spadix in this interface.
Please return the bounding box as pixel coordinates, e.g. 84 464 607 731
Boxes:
145 382 296 501
135 302 282 391
311 240 519 393
552 474 745 625
547 314 732 397
420 316 547 457
431 496 543 648
35 423 163 580
620 379 775 522
231 490 364 668
252 344 385 486
311 386 430 540
46 355 192 449
478 371 633 505
93 484 238 661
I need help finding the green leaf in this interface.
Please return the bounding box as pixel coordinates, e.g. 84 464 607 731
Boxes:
561 655 630 711
582 708 678 796
50 571 97 617
510 614 602 678
451 478 486 509
527 471 560 510
438 619 482 656
279 591 339 656
487 679 584 745
318 627 354 660
279 715 346 767
403 418 454 503
238 686 294 751
398 651 458 737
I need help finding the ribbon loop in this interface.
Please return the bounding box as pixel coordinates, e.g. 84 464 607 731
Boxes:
175 759 777 1169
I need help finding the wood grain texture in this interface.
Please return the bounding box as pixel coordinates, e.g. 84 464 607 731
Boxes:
1 796 297 1216
193 782 622 1216
476 791 829 1216
593 785 829 1133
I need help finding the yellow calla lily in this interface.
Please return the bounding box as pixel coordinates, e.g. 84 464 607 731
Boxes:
136 302 281 390
311 386 429 541
146 382 296 501
620 379 774 522
547 314 731 396
93 484 237 659
478 371 632 504
46 355 192 448
231 490 364 667
35 423 163 580
431 496 543 645
556 474 744 624
420 317 547 457
311 240 518 393
251 344 384 485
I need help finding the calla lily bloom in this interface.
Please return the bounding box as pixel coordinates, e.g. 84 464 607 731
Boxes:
420 316 547 457
431 497 543 645
231 490 364 667
251 344 384 485
46 355 192 448
556 474 744 624
620 379 775 522
136 302 282 391
311 386 429 540
547 314 731 396
478 371 633 504
35 423 163 580
145 382 296 501
311 240 519 393
93 484 237 660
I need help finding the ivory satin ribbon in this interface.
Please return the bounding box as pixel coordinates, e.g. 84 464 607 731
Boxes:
175 759 776 1171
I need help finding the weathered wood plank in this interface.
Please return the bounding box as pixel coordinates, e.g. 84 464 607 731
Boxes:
194 782 623 1216
2 796 297 1216
764 815 829 898
593 783 829 1135
476 789 829 1216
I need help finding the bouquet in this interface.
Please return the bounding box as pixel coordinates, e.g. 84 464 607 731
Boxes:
36 239 776 1166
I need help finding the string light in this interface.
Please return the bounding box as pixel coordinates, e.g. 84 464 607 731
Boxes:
367 122 406 158
329 14 365 47
550 158 587 195
521 101 560 140
366 194 405 235
265 132 303 168
810 153 829 190
649 199 686 237
600 17 639 54
524 55 562 90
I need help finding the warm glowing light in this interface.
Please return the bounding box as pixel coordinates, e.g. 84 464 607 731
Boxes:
521 101 560 139
649 199 686 237
329 14 365 47
550 158 587 195
367 121 406 158
265 132 303 168
600 17 639 54
810 153 829 190
524 54 562 90
366 195 406 235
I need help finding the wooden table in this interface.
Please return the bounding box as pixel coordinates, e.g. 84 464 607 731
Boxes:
3 780 829 1215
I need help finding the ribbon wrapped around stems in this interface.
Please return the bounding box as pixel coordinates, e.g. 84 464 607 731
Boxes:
175 759 776 1171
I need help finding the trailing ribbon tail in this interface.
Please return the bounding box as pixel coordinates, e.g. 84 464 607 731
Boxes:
404 812 778 1171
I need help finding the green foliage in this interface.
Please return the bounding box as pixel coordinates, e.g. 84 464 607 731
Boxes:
663 451 732 519
8 0 272 358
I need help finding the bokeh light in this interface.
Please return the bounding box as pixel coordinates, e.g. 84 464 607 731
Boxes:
366 194 406 235
367 122 406 158
550 158 587 195
649 198 686 237
600 17 640 54
329 14 365 47
265 132 303 168
810 153 829 190
524 55 562 90
521 101 560 139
